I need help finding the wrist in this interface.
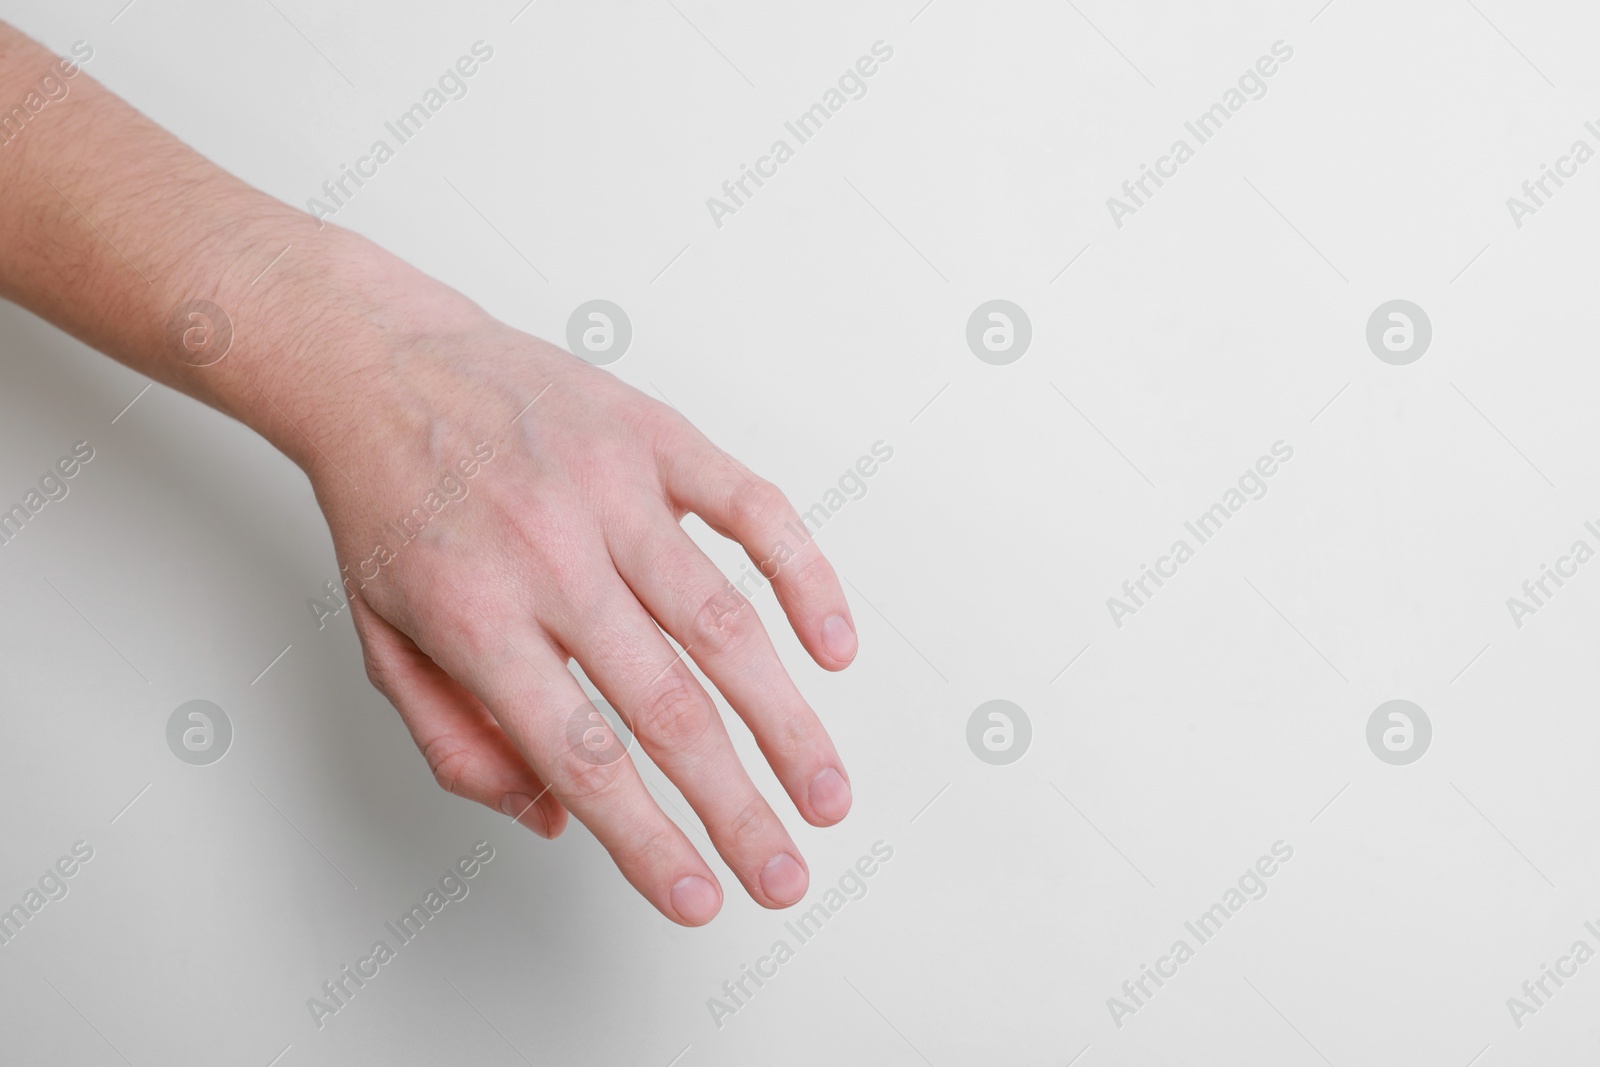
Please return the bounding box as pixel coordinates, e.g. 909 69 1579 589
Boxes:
191 218 492 475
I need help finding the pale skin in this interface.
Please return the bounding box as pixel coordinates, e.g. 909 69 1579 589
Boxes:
0 25 857 925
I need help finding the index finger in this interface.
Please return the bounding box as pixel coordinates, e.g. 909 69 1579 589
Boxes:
662 443 859 672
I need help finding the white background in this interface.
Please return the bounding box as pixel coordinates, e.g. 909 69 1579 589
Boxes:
1 1 1598 1064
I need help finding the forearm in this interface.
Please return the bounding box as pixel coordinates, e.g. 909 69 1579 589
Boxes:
0 23 488 472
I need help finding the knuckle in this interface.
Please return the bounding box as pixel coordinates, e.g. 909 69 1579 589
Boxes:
637 402 689 449
784 547 835 592
689 584 757 655
361 652 391 695
729 478 790 532
441 599 528 669
634 671 714 755
773 713 822 765
552 745 630 803
420 734 477 798
722 799 769 853
614 824 679 878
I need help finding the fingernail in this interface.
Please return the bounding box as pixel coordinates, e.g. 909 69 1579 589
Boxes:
808 766 852 823
500 793 550 838
760 853 808 905
821 614 857 662
670 875 722 925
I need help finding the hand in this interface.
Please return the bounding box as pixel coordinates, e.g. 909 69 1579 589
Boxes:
0 21 858 926
303 305 859 926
